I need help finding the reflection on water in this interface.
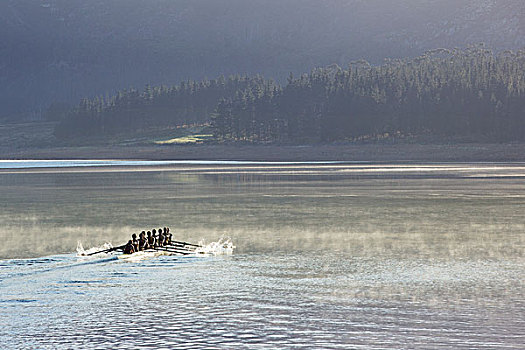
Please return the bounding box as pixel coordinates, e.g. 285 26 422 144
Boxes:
0 159 342 169
0 163 524 349
1 163 524 259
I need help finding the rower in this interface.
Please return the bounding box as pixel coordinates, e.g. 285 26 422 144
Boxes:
131 233 139 251
147 231 155 247
139 231 148 251
159 228 166 245
158 229 165 247
152 229 157 247
167 233 173 245
123 240 136 254
162 228 168 245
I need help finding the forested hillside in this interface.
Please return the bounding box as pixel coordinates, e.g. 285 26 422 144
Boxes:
54 75 271 137
2 0 525 120
56 47 525 143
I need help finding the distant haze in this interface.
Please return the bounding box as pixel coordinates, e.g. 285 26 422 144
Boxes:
1 0 524 119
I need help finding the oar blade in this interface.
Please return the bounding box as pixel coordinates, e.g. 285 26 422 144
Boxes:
85 244 124 256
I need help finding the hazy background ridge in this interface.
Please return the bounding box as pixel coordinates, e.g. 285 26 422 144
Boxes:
2 0 524 120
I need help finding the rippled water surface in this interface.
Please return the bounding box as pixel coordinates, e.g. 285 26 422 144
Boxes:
1 163 524 349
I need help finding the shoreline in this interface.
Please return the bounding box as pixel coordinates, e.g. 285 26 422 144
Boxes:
3 143 525 163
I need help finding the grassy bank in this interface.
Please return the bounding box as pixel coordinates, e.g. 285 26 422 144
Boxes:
3 121 525 162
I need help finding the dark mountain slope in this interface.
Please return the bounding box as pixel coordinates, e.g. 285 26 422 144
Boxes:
1 0 524 120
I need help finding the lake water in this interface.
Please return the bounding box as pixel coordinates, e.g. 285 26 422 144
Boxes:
0 162 524 349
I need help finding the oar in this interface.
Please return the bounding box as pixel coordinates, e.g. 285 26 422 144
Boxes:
167 242 196 249
141 244 192 253
166 243 197 252
153 246 192 255
85 244 125 256
170 240 202 248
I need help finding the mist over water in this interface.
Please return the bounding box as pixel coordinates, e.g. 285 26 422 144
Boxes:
1 163 524 349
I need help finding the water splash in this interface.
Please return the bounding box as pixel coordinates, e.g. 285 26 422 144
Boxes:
195 236 235 256
76 241 113 257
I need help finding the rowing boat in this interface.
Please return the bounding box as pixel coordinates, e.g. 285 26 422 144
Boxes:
80 240 201 256
77 236 234 258
117 249 172 261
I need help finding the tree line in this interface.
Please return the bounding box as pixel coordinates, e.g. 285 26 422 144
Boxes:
54 75 270 138
56 46 525 142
